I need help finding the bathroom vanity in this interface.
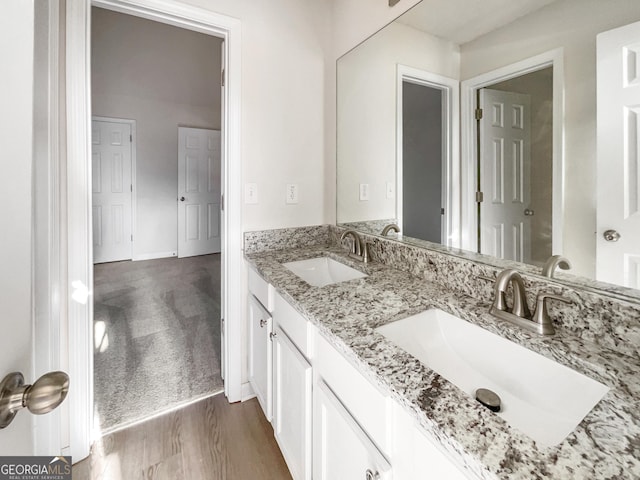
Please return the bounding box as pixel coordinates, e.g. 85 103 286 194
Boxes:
244 225 640 480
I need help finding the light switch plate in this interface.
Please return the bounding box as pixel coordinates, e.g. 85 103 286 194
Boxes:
386 182 394 199
359 183 370 201
286 184 299 204
245 183 258 204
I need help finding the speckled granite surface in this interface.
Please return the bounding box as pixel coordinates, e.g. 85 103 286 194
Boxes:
245 243 640 479
330 226 640 361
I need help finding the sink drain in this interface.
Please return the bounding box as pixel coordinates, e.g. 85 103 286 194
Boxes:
475 388 501 412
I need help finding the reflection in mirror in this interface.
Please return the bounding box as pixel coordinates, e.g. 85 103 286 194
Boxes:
477 67 553 267
336 0 640 294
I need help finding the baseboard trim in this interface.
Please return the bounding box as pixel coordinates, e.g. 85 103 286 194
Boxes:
241 381 256 402
134 251 177 261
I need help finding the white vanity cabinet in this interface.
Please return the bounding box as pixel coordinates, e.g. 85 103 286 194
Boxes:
314 379 392 480
272 325 313 480
247 268 275 420
246 271 469 480
248 293 272 420
272 292 315 480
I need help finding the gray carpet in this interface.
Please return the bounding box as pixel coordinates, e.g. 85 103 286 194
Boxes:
93 254 224 432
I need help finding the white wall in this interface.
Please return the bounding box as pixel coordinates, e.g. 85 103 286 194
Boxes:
337 22 459 223
461 0 640 277
173 0 332 232
328 0 422 225
92 8 222 258
0 0 35 455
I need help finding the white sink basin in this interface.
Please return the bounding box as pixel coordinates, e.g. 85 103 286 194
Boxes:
283 257 367 287
375 309 609 447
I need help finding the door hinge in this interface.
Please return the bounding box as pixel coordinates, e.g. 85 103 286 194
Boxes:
475 108 483 120
130 184 133 192
440 207 445 215
221 194 224 212
130 134 132 142
476 191 484 203
221 68 225 87
131 234 133 241
221 318 225 333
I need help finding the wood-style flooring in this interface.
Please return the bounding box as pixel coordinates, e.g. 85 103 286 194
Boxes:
73 393 292 480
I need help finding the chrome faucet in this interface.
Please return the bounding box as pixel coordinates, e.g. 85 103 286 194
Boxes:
541 255 572 278
485 268 571 336
381 223 400 236
340 230 371 263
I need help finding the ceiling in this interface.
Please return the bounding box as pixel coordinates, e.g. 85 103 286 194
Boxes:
396 0 560 44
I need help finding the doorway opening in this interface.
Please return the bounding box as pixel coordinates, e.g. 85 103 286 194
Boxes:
90 7 224 433
396 65 460 247
461 49 564 260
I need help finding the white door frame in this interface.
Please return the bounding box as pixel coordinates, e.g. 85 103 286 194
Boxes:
66 0 242 460
460 48 564 255
396 65 460 247
91 116 137 262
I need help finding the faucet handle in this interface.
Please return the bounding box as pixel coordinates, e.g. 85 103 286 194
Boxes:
532 293 572 335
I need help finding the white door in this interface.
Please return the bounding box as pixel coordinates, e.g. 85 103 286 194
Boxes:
479 89 532 263
219 40 226 382
91 119 133 263
273 326 312 480
313 380 392 480
597 20 640 288
177 127 221 258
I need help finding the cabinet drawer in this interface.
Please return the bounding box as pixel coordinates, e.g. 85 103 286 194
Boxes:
315 332 391 454
274 292 314 359
249 266 274 312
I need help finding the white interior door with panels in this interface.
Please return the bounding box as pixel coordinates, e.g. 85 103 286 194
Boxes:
178 127 221 258
91 118 133 263
597 20 640 288
479 89 532 263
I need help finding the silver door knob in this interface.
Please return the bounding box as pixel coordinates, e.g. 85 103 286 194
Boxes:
603 229 621 242
0 371 69 428
524 208 534 216
365 469 380 480
180 196 186 202
259 319 267 328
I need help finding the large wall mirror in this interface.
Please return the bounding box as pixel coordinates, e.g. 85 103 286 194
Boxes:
336 0 640 296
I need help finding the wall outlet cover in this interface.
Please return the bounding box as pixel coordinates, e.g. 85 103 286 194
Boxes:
286 183 299 204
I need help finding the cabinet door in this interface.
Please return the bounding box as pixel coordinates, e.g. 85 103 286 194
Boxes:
314 379 392 480
273 326 312 480
248 295 272 420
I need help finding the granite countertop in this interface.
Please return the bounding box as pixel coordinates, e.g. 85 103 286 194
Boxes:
245 244 640 480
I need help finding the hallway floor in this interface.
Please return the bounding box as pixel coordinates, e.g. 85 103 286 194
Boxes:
93 254 224 432
73 394 292 479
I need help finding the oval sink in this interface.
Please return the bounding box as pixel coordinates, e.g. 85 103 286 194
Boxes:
283 257 367 287
375 309 609 447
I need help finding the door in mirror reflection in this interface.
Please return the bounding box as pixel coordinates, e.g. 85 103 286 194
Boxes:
597 20 640 289
402 81 443 243
478 68 553 266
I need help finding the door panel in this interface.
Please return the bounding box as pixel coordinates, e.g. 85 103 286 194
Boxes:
479 89 532 263
177 127 221 258
597 20 640 288
91 119 133 263
273 326 312 480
